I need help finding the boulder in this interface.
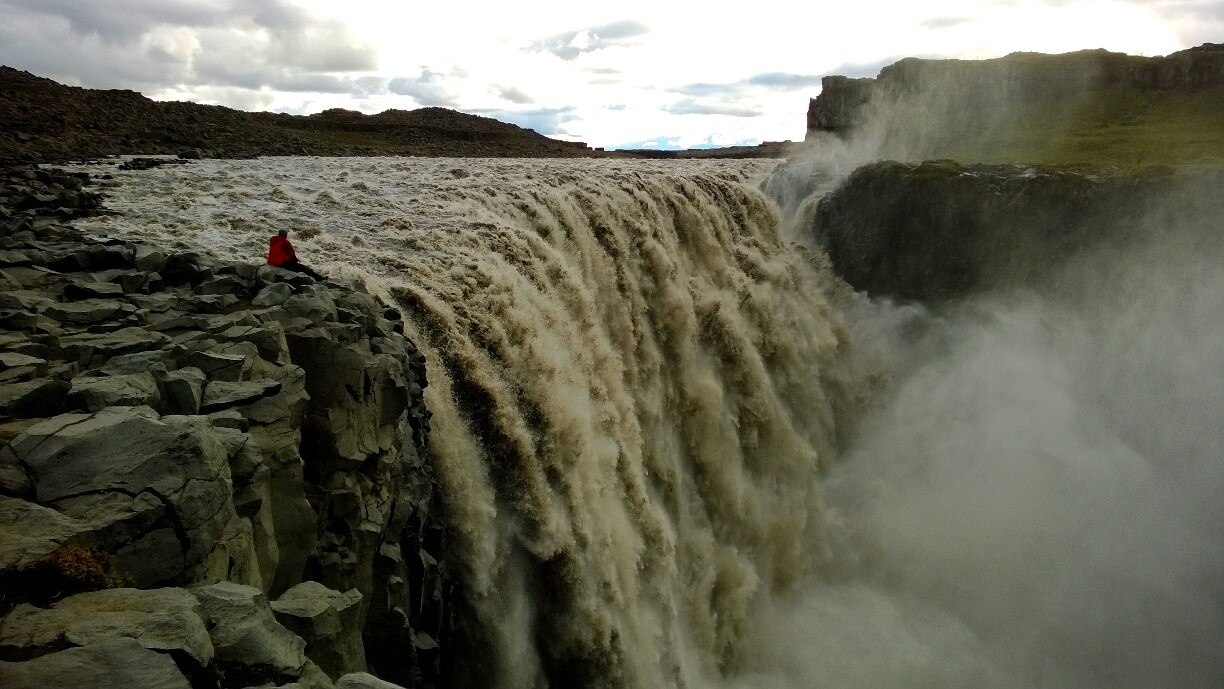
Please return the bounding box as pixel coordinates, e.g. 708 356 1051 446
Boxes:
0 378 69 417
44 299 133 325
158 366 205 415
0 496 88 572
253 282 294 307
191 581 307 679
271 582 366 678
134 247 168 273
179 349 248 382
65 372 160 411
10 408 238 579
202 379 283 413
0 587 213 666
0 637 190 689
335 672 408 689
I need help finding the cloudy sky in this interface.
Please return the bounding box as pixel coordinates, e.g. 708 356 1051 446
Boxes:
1 0 1219 149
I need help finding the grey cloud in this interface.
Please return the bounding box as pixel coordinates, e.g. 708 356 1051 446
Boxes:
921 16 974 29
0 12 189 90
664 98 762 117
1 0 227 42
745 72 825 89
0 0 377 96
495 85 534 104
388 69 462 107
471 107 579 135
672 82 744 97
823 56 905 79
672 72 824 98
529 20 649 60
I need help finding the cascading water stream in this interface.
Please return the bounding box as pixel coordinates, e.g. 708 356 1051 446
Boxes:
74 157 858 688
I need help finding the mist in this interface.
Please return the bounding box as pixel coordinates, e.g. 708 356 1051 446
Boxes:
738 148 1224 686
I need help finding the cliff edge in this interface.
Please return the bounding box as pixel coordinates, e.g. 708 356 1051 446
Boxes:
0 167 452 688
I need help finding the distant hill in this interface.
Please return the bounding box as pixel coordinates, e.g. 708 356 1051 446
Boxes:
806 44 1224 168
0 67 599 162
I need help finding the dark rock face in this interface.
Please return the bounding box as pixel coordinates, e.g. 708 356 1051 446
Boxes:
807 44 1224 136
805 160 1224 300
0 165 450 688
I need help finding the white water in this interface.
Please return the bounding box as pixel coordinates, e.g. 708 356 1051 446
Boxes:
71 156 1223 688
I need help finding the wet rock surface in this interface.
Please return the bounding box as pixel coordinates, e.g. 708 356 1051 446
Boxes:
0 165 451 688
802 160 1224 300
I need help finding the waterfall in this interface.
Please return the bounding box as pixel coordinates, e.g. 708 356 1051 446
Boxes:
75 157 858 688
75 153 1222 688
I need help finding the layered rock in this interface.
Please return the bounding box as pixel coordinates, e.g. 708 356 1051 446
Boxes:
0 166 448 688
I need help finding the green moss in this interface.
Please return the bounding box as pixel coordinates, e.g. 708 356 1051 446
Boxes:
912 85 1224 170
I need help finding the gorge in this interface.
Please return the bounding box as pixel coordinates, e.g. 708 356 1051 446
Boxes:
1 44 1222 689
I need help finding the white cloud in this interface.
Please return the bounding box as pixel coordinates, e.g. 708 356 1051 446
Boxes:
0 0 1199 148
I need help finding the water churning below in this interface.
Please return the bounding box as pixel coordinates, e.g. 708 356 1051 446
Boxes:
74 156 1223 688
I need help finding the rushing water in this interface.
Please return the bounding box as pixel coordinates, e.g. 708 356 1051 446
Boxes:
71 156 1223 688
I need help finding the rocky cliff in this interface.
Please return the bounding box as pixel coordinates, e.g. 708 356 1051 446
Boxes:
0 167 452 688
790 159 1224 300
804 44 1224 167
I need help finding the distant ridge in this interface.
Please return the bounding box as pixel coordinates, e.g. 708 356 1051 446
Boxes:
804 44 1224 167
0 66 598 162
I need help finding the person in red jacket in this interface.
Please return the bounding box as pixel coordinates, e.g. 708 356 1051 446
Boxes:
267 229 325 280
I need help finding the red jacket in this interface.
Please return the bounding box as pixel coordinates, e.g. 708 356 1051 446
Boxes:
267 235 296 266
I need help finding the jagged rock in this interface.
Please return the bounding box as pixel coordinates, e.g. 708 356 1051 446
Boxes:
179 349 248 381
253 282 294 307
271 582 366 679
207 409 250 431
258 265 315 289
55 327 171 363
335 672 407 689
47 245 134 272
0 378 69 417
282 288 338 326
202 379 283 413
43 299 133 324
0 637 190 689
0 351 46 372
0 588 214 666
65 371 160 411
0 447 32 495
199 275 247 296
100 349 171 375
191 581 307 679
63 279 124 299
135 246 168 273
218 324 289 363
161 253 213 286
10 408 239 580
53 490 164 553
160 367 205 415
0 496 88 572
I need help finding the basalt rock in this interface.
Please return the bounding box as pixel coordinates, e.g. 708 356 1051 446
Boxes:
0 165 450 688
797 159 1224 301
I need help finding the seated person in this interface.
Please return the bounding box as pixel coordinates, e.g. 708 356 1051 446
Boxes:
267 229 325 280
